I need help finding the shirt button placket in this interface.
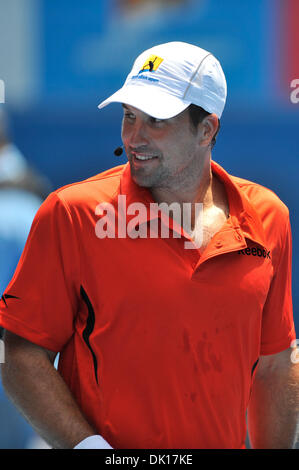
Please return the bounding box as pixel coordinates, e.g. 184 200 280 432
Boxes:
215 240 223 249
191 255 199 270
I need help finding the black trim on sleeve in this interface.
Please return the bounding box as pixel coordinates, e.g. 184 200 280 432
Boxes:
1 294 20 307
80 285 98 384
251 358 259 377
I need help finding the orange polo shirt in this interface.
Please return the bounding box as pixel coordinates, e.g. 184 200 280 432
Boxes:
0 161 295 449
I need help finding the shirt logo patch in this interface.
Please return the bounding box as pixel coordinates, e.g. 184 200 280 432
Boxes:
238 247 271 259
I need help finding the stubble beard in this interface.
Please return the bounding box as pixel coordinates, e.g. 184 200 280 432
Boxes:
129 146 204 194
129 159 169 189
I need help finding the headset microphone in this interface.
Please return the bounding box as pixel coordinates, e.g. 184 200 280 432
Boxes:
114 146 124 156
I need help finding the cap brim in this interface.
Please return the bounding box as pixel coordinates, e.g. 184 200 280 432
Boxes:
98 85 191 120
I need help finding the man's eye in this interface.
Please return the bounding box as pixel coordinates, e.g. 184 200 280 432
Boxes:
150 117 163 124
124 113 135 121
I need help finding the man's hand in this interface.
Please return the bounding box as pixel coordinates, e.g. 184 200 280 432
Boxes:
247 346 299 449
0 330 97 449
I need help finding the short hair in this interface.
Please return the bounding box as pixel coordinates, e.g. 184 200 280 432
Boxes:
188 104 221 149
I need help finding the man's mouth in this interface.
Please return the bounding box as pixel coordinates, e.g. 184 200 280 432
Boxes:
131 151 159 162
134 154 158 161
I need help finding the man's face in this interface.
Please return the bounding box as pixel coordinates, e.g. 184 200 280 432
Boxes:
121 104 202 190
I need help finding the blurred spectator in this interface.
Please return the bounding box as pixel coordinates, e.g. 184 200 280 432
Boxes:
118 0 188 16
120 0 186 8
0 107 51 448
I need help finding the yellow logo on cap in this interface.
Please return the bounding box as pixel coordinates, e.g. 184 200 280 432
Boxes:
139 55 164 73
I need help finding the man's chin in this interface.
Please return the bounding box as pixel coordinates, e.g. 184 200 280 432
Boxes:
129 165 152 188
131 173 153 188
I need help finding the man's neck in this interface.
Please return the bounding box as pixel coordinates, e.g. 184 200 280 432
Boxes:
150 156 213 206
149 157 229 231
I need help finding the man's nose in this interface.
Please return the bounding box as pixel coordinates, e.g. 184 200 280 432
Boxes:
129 121 149 148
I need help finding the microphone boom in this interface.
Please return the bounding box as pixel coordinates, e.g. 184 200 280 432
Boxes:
114 146 123 156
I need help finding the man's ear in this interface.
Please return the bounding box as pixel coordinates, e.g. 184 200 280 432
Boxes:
199 113 219 147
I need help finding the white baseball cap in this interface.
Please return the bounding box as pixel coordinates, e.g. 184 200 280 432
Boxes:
98 41 227 119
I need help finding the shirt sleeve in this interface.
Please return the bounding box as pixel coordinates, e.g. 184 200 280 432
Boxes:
260 215 296 355
0 192 80 352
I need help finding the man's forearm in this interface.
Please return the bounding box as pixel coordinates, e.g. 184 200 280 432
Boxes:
247 351 299 449
1 331 96 449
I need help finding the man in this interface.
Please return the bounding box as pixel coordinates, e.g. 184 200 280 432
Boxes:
0 42 298 449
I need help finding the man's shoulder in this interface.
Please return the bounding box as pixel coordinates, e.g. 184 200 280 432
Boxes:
32 164 126 223
230 173 290 220
53 164 126 206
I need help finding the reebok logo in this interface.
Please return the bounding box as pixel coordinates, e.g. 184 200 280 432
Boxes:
238 247 271 259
